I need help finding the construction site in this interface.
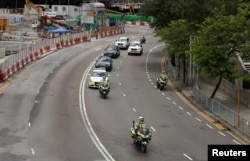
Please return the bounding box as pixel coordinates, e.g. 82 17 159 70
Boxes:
0 0 149 83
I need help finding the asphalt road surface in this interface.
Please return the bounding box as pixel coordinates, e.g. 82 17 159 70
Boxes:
0 25 243 161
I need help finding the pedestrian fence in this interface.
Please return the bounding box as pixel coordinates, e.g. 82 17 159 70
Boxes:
0 26 125 83
166 59 250 137
192 87 250 137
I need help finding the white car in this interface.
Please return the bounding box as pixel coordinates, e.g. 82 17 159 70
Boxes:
128 41 143 55
115 37 130 49
88 68 109 88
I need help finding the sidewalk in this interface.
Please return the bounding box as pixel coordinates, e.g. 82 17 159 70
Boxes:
170 77 250 143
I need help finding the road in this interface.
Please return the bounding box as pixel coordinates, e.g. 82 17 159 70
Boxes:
0 25 243 161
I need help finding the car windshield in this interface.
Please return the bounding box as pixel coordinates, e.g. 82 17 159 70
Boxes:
92 71 107 77
119 38 127 42
106 46 114 51
131 43 140 47
99 57 111 62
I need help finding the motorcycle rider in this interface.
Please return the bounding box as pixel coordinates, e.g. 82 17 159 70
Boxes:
140 35 146 43
99 76 110 91
131 116 152 139
156 71 168 83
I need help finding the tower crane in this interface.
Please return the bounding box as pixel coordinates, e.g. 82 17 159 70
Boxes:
127 0 135 14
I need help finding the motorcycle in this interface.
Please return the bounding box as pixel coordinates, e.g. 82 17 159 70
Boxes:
156 77 167 90
140 36 146 43
99 83 110 99
130 121 152 153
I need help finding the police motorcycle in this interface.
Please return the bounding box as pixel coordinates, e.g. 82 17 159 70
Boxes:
156 76 167 90
140 36 146 43
130 121 152 153
98 82 110 99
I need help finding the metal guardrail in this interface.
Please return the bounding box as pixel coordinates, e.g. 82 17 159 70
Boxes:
192 86 250 137
166 59 250 137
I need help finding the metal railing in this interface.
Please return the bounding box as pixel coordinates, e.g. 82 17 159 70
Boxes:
192 86 250 137
166 59 250 137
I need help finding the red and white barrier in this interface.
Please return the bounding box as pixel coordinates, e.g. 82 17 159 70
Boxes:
129 21 151 27
0 27 123 84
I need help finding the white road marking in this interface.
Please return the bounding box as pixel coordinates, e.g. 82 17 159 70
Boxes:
166 97 171 100
132 108 136 112
31 148 35 155
233 140 240 145
186 112 192 116
123 93 126 97
183 153 193 160
96 48 101 51
150 126 156 132
206 124 213 129
179 106 184 110
195 117 202 122
79 59 115 161
218 131 226 136
172 101 176 105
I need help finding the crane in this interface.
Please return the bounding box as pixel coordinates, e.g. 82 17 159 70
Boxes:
127 0 135 15
25 0 43 18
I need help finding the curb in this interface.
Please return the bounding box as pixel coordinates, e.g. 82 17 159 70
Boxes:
161 54 250 144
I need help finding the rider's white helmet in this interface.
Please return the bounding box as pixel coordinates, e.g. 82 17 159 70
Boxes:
138 116 144 122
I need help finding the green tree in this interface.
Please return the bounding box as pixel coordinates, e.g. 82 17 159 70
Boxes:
156 19 194 84
190 3 250 98
139 0 242 28
139 0 182 27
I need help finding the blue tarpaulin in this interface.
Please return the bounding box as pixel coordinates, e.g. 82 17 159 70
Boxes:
51 27 70 33
44 25 57 30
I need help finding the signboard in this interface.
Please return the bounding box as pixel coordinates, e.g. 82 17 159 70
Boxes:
82 11 94 24
235 78 243 90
